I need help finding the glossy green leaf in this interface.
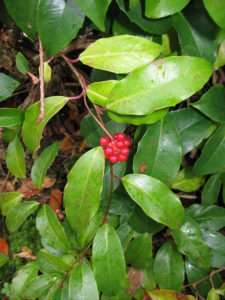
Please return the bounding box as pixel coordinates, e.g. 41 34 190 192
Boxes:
36 205 71 254
172 169 205 192
31 142 59 188
87 80 118 106
173 13 216 62
107 56 212 115
80 35 161 74
148 289 196 300
10 262 39 299
22 96 68 152
194 125 225 175
133 116 182 185
122 174 184 229
80 113 126 148
68 260 99 300
16 52 29 74
0 73 19 102
37 0 84 56
38 249 75 274
44 62 52 83
92 223 126 296
108 109 168 126
116 0 172 35
126 233 152 269
153 241 184 291
193 85 225 123
6 200 39 233
6 136 26 178
214 39 225 69
24 274 56 299
169 107 215 154
202 174 222 205
0 254 8 267
187 204 225 231
172 216 212 268
145 0 190 18
0 192 22 216
203 0 225 29
0 108 24 128
207 288 220 300
3 0 38 39
64 147 105 246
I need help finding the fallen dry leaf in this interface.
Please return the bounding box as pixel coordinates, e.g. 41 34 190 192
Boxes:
49 188 63 211
128 267 144 295
18 177 55 198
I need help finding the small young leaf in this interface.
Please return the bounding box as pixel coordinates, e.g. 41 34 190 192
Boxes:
123 174 184 229
87 80 118 106
106 56 212 115
16 52 29 74
68 260 99 300
0 192 22 216
201 174 222 206
207 288 220 300
22 96 68 152
92 224 126 296
0 108 24 128
193 85 225 123
6 201 39 233
64 147 105 246
6 135 26 178
36 205 71 254
172 169 205 192
31 142 59 188
145 0 190 19
133 116 182 185
80 35 161 74
0 73 19 102
153 241 184 291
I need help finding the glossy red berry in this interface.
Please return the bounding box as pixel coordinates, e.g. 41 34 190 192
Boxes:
100 136 110 148
109 156 118 164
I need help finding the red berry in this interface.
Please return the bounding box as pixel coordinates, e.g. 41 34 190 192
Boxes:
115 133 126 141
100 137 110 147
121 148 129 155
109 155 118 164
118 154 128 161
124 139 132 147
105 147 113 156
116 141 124 148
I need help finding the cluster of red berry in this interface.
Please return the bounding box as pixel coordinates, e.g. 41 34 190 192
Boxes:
100 133 132 164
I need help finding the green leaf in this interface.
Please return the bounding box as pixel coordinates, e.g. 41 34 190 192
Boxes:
80 113 126 148
38 249 75 274
31 143 59 188
22 96 68 152
80 35 161 74
37 0 84 56
44 62 52 83
126 233 152 269
122 174 184 229
0 108 24 128
87 80 118 106
187 204 225 231
68 260 99 300
0 73 19 102
24 274 57 299
168 107 215 154
64 147 105 246
173 13 216 62
116 0 172 35
10 262 39 299
207 288 220 300
202 174 222 205
148 289 196 300
3 0 38 39
133 116 182 185
145 0 190 19
172 216 212 268
153 241 184 291
6 135 26 178
92 224 126 296
203 0 225 29
36 205 71 254
107 56 212 115
75 0 111 31
6 200 39 233
108 109 168 126
172 169 205 192
214 39 225 69
192 85 225 123
0 192 22 216
0 254 8 267
194 125 225 175
16 52 29 74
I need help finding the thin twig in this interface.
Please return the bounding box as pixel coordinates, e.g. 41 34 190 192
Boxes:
38 38 45 122
61 54 113 139
103 164 114 224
